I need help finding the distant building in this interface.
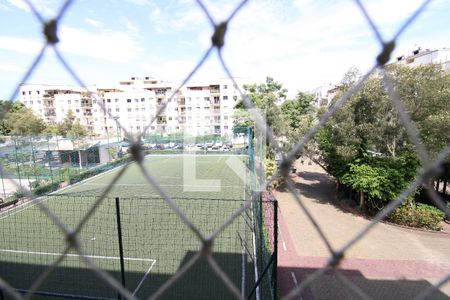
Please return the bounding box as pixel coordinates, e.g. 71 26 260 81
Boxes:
311 84 341 108
19 76 247 137
311 47 450 108
393 47 450 70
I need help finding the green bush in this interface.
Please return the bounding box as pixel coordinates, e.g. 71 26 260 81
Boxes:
33 181 61 196
388 203 445 231
13 188 26 199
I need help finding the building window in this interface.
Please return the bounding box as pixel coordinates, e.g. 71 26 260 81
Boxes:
141 98 145 102
116 108 120 112
28 91 31 95
135 99 139 102
169 117 172 120
37 91 40 95
224 126 228 130
107 99 111 103
76 109 80 112
115 98 119 102
127 99 131 103
128 108 132 112
223 96 228 100
224 116 228 120
22 91 26 95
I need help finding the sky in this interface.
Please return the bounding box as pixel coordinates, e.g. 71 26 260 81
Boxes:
0 0 449 100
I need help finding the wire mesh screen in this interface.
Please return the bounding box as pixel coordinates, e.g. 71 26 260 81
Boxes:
0 194 258 299
0 0 449 300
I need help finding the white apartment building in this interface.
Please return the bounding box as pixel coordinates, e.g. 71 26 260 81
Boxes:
19 84 94 132
18 76 244 137
394 47 450 70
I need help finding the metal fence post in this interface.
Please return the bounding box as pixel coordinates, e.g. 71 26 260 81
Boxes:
13 137 23 192
46 136 54 185
272 199 278 300
115 197 126 300
0 166 6 199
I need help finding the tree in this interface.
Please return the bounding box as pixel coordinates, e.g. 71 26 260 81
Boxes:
0 101 25 135
68 120 87 139
281 92 315 130
281 91 316 151
315 65 450 209
57 110 76 137
4 106 46 136
233 77 287 137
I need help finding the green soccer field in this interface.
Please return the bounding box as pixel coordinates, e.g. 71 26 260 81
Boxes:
0 154 256 299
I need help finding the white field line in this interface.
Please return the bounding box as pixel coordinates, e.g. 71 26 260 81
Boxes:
144 154 247 157
291 271 298 286
251 201 260 300
290 272 304 300
132 259 156 296
241 161 247 296
80 183 242 188
0 248 156 296
0 160 132 220
0 249 155 263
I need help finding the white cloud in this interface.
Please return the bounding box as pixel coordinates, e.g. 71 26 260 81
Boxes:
6 0 29 12
0 63 23 72
0 36 43 54
174 0 444 95
58 26 143 63
125 0 152 6
85 18 102 28
148 2 207 33
6 0 56 16
0 26 144 64
122 18 139 35
0 3 12 11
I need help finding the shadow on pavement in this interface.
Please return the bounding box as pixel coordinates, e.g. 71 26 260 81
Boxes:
277 169 364 218
278 266 449 300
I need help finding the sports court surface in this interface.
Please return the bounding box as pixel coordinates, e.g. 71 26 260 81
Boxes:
0 154 256 299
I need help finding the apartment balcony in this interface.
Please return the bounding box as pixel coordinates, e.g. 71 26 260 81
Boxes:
210 89 220 94
43 94 54 99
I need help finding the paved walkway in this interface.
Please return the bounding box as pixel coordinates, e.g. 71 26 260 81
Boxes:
276 159 450 300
